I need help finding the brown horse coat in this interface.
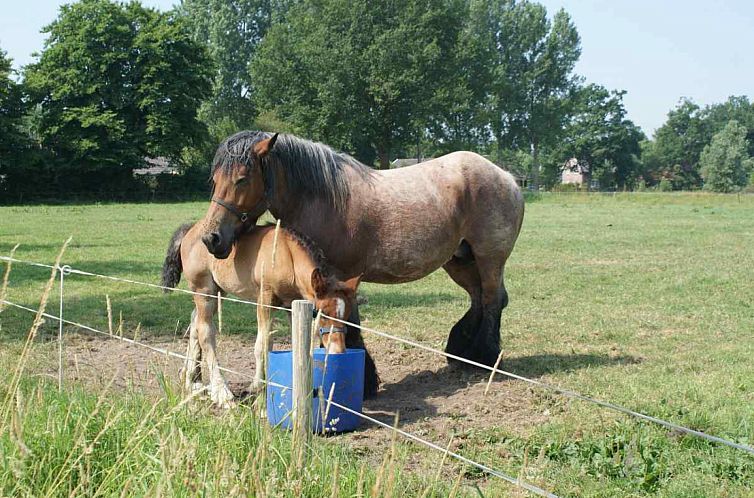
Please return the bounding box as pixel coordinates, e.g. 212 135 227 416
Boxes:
162 222 359 407
200 132 524 395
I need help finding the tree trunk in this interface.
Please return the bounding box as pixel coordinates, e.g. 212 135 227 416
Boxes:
531 138 540 190
377 142 390 169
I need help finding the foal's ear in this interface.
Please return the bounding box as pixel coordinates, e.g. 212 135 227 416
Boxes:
344 274 362 292
253 133 279 158
311 268 329 297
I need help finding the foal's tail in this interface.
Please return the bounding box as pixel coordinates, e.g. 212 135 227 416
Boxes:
161 222 195 291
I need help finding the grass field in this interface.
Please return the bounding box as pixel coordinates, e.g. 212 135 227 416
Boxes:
1 193 754 497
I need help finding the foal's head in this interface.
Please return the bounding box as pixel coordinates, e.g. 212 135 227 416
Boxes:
202 133 278 259
310 269 361 354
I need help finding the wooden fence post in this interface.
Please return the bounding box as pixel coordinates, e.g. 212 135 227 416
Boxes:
291 299 313 468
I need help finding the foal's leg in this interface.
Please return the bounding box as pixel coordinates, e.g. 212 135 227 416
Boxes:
251 298 274 393
193 293 235 408
180 309 203 393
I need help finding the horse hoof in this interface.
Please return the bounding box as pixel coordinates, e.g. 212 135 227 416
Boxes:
446 356 467 370
211 385 236 409
217 398 236 410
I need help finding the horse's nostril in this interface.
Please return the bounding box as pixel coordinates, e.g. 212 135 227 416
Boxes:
202 232 221 252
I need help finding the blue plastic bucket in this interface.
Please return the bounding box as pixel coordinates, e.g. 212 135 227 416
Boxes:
267 348 365 433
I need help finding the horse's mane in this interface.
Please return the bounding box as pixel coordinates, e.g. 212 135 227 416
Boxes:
212 131 373 212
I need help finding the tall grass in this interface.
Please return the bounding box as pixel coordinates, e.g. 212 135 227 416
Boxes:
0 349 458 498
0 257 456 498
2 194 754 497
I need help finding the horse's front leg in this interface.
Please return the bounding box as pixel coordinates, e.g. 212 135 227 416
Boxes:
251 297 273 393
194 293 235 408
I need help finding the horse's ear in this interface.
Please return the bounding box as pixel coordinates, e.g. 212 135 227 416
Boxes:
311 268 329 297
253 133 278 158
344 274 362 292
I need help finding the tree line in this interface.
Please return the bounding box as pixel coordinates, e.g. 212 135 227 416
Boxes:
1 0 753 203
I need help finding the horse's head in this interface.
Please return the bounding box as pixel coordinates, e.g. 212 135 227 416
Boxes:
202 133 278 259
310 268 361 354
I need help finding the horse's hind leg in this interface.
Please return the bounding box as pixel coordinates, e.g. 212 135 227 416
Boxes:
180 309 203 393
193 292 235 408
442 253 483 363
467 256 507 367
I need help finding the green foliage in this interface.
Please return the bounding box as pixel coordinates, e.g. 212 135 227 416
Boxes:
646 99 707 190
487 3 581 186
21 0 213 198
0 49 34 199
657 178 673 192
535 425 672 491
643 96 754 190
497 148 533 180
700 120 754 192
701 96 754 157
252 0 466 168
8 1 754 199
543 84 644 189
179 0 289 134
251 0 582 172
422 0 490 155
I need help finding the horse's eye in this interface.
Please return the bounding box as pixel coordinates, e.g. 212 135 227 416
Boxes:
234 177 249 186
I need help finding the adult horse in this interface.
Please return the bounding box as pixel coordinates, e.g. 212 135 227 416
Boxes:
200 131 525 396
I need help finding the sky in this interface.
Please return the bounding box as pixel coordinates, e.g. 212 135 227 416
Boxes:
1 0 753 136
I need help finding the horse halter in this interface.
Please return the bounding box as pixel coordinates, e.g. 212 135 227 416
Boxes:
211 197 253 224
313 308 347 336
318 324 346 337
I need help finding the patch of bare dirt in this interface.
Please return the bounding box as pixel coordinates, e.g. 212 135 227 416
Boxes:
52 331 548 466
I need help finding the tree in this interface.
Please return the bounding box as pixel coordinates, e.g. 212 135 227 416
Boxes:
700 120 754 192
645 99 707 189
544 84 644 189
487 2 581 186
425 0 496 156
0 49 28 196
179 0 289 135
24 0 213 195
700 96 754 157
252 0 466 168
645 95 754 190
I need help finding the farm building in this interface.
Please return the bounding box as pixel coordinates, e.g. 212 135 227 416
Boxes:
560 157 600 189
561 157 588 185
133 157 178 176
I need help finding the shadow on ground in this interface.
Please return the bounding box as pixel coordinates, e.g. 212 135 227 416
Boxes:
361 352 641 427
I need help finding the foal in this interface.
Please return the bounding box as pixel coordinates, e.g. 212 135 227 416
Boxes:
162 222 360 407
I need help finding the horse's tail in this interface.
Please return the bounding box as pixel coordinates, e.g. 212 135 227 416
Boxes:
161 222 195 291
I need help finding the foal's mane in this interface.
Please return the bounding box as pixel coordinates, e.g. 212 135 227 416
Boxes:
272 223 329 276
264 223 344 290
212 131 373 212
